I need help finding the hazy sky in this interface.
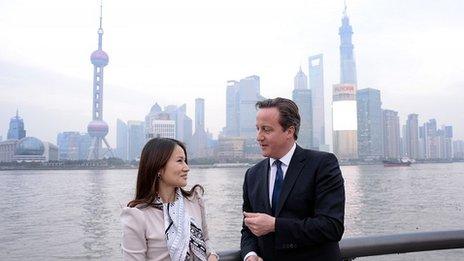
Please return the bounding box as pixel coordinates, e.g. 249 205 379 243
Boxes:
0 0 463 146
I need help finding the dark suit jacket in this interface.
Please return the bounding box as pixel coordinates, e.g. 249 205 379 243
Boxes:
241 145 345 261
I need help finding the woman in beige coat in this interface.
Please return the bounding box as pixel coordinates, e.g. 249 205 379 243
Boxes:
121 138 219 261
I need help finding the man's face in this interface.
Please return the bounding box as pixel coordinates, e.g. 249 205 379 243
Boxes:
256 107 294 159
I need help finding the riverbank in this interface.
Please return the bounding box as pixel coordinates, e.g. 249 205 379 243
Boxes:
1 159 463 171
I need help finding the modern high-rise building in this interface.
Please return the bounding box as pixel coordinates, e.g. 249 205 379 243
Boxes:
239 76 262 139
440 125 453 160
216 136 246 161
294 66 308 90
0 140 19 162
400 124 407 157
424 119 439 159
146 111 175 139
382 109 400 159
225 75 263 139
191 98 208 158
195 98 205 133
57 132 91 160
87 3 113 160
308 54 325 148
57 132 80 160
357 88 383 160
7 110 26 140
453 140 464 159
225 80 240 137
332 84 358 160
175 104 193 145
332 4 358 160
144 102 192 145
418 125 426 159
405 114 419 159
339 4 357 85
147 120 176 139
116 119 128 161
292 68 313 149
127 121 145 161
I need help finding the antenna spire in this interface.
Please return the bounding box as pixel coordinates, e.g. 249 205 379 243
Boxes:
343 0 348 16
97 0 104 50
99 0 103 29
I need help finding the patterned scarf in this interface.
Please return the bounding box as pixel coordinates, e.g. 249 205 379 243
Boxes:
154 189 207 261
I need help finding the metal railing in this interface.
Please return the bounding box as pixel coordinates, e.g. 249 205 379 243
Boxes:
217 230 464 260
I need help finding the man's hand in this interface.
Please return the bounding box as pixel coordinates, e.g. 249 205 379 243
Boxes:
244 212 275 237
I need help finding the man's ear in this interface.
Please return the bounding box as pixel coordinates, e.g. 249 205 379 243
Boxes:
287 126 295 138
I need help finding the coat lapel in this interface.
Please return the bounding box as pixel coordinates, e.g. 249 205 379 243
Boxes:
262 158 272 214
275 145 307 216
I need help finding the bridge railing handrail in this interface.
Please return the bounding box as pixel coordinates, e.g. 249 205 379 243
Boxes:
217 230 464 261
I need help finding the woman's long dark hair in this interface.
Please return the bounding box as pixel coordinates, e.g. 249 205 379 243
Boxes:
127 138 203 208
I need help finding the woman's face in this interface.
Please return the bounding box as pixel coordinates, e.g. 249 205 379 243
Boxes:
159 145 189 188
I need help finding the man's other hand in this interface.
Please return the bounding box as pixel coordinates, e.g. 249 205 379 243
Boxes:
243 212 275 237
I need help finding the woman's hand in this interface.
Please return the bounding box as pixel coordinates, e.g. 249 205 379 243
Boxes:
208 253 219 261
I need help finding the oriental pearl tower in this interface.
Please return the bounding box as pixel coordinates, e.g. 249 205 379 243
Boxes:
87 2 113 160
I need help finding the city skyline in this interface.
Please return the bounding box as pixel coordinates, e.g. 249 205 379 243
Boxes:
0 0 463 145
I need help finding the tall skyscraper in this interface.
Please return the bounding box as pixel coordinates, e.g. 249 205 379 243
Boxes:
191 98 208 158
424 119 439 159
225 75 263 139
382 109 400 159
116 119 128 161
332 84 358 160
292 68 313 149
400 124 407 157
7 110 26 140
308 54 325 148
175 104 193 145
195 98 205 133
127 121 145 161
357 88 383 159
225 80 240 137
87 3 113 160
294 66 308 90
440 125 453 160
339 3 357 85
239 75 262 139
453 140 464 159
405 114 419 159
418 125 426 159
332 4 358 160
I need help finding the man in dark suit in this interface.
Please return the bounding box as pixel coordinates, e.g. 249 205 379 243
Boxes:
241 97 345 261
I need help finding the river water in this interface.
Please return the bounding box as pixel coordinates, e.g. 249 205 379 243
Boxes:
1 163 463 260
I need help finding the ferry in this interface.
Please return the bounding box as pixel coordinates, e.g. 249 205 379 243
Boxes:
383 157 412 167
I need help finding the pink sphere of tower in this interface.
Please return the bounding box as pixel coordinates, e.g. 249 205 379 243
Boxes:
87 120 109 138
90 50 109 67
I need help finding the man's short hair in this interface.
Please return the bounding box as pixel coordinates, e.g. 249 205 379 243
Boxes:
256 97 300 140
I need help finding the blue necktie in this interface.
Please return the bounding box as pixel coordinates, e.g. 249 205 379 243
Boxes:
272 160 283 215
